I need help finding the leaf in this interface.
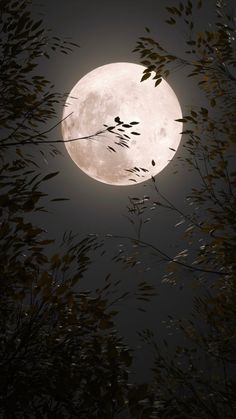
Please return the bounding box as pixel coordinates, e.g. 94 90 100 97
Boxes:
141 72 151 82
42 171 59 181
32 20 43 31
155 78 162 87
51 198 70 202
201 107 208 115
107 146 116 152
166 17 176 25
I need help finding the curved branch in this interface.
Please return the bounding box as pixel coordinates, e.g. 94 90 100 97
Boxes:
110 234 231 276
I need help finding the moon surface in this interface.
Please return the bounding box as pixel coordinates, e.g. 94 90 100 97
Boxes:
62 62 182 186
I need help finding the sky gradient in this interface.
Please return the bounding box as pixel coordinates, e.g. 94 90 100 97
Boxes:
30 0 222 381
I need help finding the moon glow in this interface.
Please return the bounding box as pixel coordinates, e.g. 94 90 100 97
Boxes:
62 62 182 186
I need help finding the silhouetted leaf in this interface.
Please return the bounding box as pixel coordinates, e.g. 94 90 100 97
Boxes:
141 72 151 82
41 171 59 181
107 146 116 152
155 78 162 87
51 198 70 202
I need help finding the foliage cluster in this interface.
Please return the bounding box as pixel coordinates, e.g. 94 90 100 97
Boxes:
0 0 236 418
122 1 236 417
0 2 139 417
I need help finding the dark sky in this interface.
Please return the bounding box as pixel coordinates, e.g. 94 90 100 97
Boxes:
35 0 198 238
30 0 220 380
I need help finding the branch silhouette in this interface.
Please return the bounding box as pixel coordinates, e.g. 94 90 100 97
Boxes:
1 115 140 151
109 234 231 276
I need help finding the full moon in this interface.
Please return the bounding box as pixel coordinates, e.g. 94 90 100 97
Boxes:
62 62 182 186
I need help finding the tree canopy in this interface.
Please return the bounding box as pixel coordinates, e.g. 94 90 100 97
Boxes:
118 1 236 417
0 0 236 418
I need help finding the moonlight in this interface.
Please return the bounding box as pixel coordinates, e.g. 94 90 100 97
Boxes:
62 62 182 186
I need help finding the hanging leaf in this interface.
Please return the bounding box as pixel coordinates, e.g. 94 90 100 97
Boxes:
41 171 59 181
141 72 151 82
51 198 70 202
155 78 162 87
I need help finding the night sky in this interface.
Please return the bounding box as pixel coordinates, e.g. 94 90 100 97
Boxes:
34 0 195 242
29 0 224 380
